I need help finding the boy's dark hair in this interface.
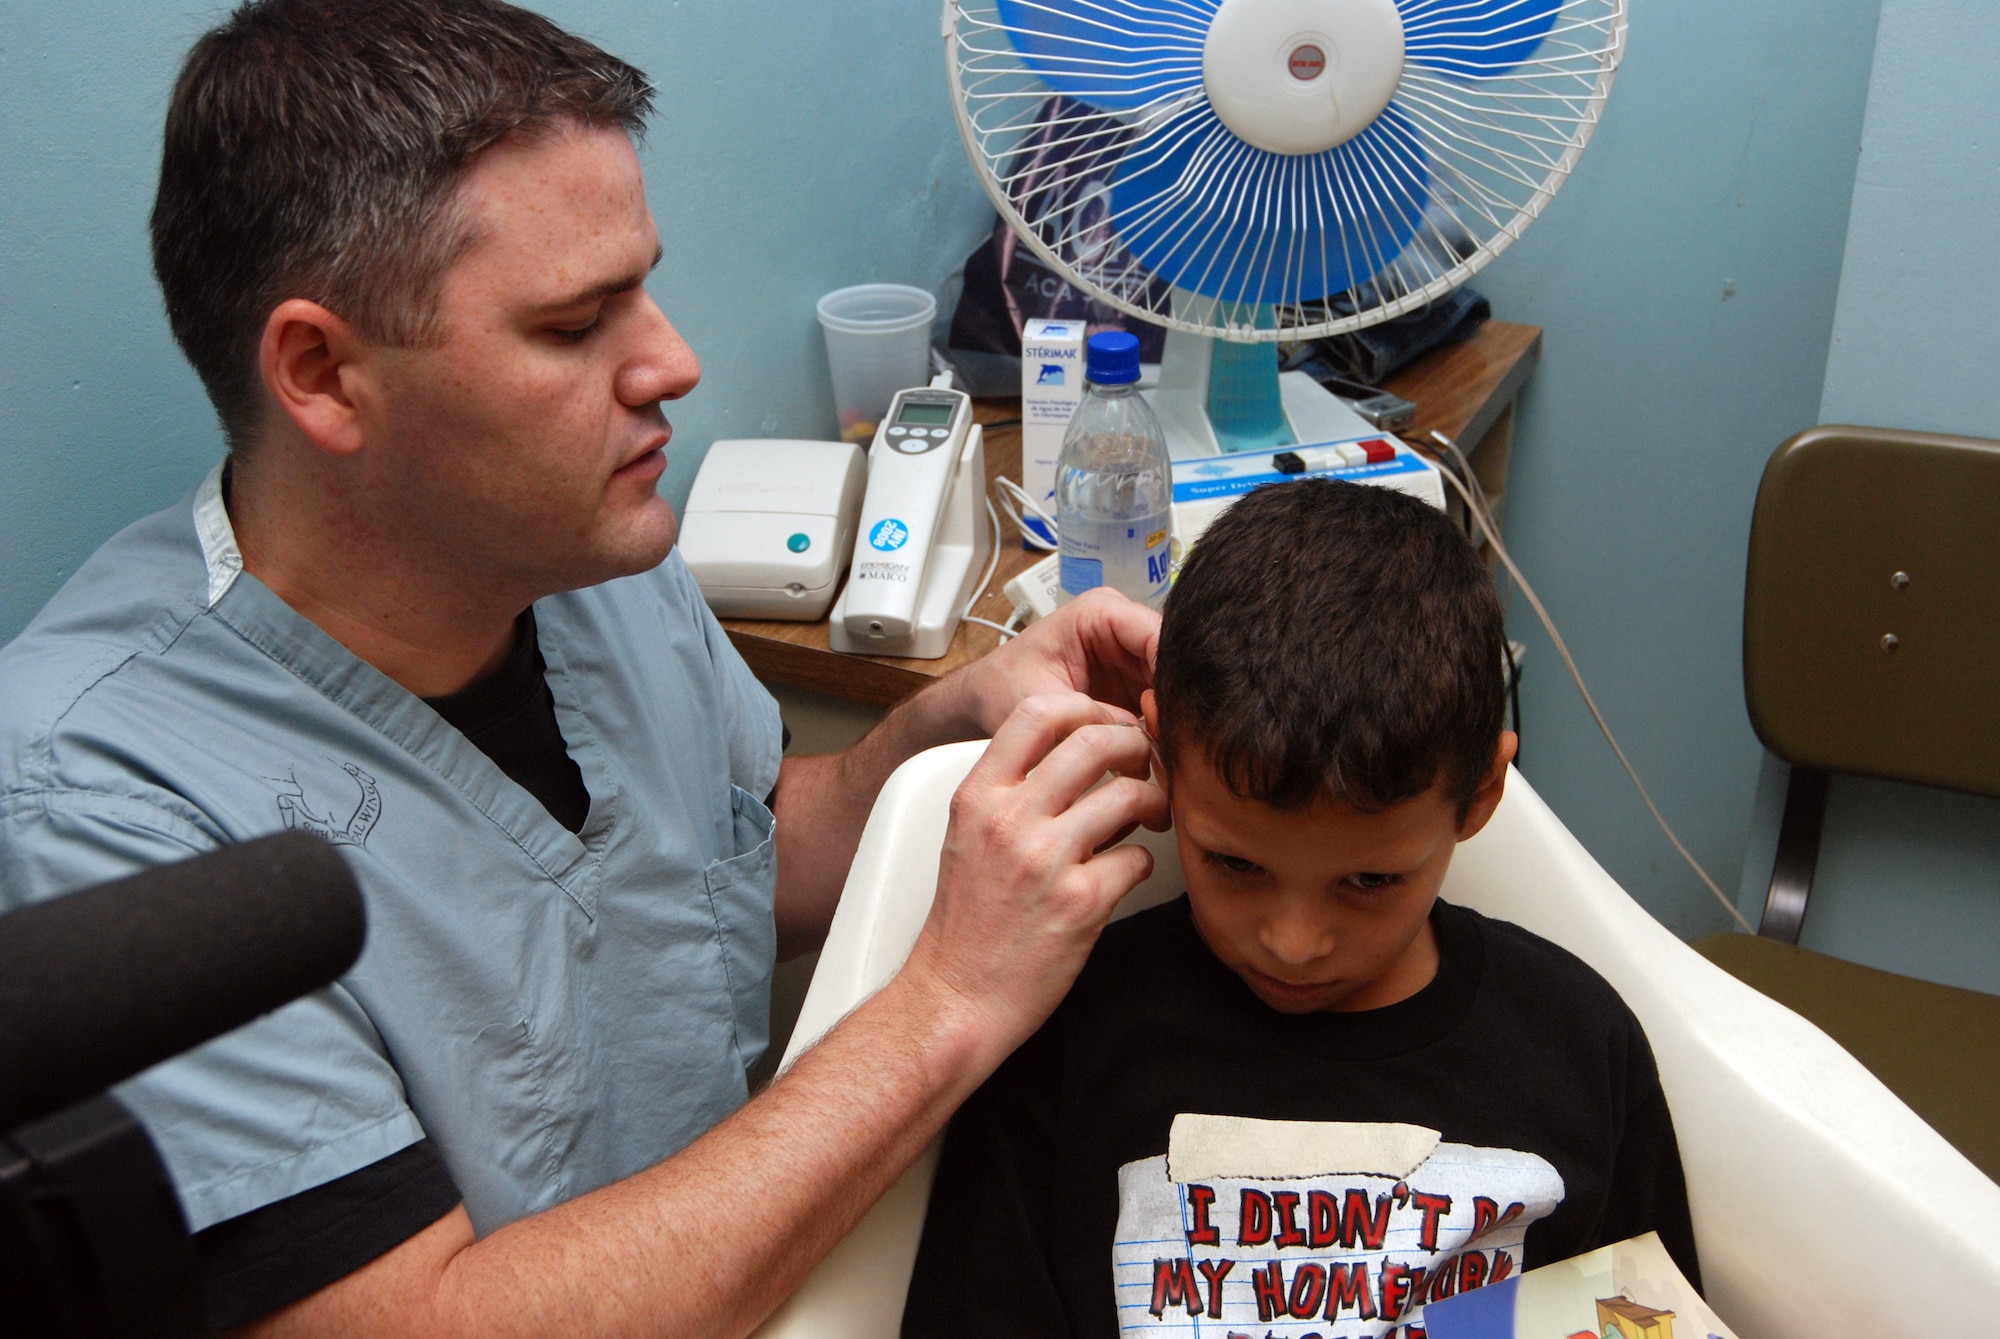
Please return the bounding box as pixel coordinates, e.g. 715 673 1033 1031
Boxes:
151 0 654 453
1155 478 1507 816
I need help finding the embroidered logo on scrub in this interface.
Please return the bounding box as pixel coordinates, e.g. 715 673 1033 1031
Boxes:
267 759 382 848
1113 1115 1564 1339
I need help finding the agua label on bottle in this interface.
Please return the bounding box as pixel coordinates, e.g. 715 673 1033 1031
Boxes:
1059 510 1171 607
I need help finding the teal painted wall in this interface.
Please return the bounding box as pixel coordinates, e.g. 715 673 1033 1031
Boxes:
3 1 1938 958
0 0 989 641
0 5 209 637
1466 0 1883 936
1736 0 2000 994
1819 0 2000 442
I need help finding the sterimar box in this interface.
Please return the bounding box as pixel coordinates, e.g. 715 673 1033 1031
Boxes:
1020 318 1086 520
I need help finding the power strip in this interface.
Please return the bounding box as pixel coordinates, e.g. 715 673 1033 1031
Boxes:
1003 553 1063 624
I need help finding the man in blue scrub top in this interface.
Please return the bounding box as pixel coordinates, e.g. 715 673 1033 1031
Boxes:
0 1 1169 1334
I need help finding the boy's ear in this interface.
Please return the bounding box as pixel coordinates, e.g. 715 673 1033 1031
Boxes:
1138 690 1170 792
1455 731 1518 841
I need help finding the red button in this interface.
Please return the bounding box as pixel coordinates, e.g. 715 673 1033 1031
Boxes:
1361 438 1396 464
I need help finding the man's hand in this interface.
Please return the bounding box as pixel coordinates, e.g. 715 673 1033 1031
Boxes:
901 692 1171 1062
771 589 1159 956
954 588 1159 738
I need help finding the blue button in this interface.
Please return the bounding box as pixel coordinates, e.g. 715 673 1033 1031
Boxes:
787 532 811 554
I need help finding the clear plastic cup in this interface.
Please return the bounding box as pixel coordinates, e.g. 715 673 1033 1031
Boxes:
816 284 937 444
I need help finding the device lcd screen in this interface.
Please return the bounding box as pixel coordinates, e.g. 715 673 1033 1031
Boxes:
897 401 955 426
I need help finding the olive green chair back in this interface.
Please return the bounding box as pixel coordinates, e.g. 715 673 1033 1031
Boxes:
1740 425 2000 941
1696 423 2000 1184
1745 423 2000 800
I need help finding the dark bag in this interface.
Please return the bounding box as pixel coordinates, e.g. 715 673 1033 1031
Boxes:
945 97 1167 393
1283 286 1491 386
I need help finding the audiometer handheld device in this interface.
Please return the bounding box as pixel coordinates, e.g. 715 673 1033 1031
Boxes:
839 385 974 644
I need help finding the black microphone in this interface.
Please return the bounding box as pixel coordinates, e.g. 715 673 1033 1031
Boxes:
0 831 367 1130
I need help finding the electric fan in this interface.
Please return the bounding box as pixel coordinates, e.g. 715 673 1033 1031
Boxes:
946 0 1626 456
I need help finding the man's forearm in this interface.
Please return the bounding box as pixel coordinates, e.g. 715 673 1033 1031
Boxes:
257 966 991 1339
770 675 983 956
257 693 1166 1339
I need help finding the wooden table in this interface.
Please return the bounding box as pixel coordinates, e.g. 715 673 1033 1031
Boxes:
723 320 1542 708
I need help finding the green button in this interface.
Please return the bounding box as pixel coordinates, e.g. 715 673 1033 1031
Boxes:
787 532 811 553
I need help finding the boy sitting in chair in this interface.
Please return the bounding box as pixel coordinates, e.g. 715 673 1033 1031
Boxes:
902 479 1698 1339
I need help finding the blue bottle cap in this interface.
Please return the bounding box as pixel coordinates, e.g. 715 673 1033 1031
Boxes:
1085 330 1142 386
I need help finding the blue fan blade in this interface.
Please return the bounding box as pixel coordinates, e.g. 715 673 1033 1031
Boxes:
1399 0 1561 77
1109 105 1430 305
994 0 1212 114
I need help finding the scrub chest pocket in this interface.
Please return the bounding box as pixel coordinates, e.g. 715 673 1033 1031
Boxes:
704 784 778 1078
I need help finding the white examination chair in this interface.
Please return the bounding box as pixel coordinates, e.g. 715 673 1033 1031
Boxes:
754 742 2000 1339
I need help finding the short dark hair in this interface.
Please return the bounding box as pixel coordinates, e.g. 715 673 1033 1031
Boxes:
150 0 654 451
1154 478 1507 816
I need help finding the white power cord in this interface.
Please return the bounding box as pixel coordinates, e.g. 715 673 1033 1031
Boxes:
1420 429 1756 936
964 612 1024 641
961 493 1020 641
993 476 1059 551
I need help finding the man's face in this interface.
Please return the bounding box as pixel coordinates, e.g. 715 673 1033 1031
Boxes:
365 125 697 595
1155 725 1496 1015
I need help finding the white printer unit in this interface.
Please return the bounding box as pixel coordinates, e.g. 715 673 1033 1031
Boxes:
679 439 866 621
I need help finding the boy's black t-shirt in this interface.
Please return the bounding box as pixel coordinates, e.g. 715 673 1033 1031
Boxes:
902 896 1698 1339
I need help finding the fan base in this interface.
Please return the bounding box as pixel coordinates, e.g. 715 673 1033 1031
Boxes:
1145 327 1378 459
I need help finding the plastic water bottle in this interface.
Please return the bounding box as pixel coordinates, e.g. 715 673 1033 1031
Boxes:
1056 331 1173 610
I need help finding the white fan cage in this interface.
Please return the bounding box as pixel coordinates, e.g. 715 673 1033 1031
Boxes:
945 0 1627 342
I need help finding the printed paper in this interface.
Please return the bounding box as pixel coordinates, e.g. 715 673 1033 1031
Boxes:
1114 1117 1566 1339
1422 1231 1736 1339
